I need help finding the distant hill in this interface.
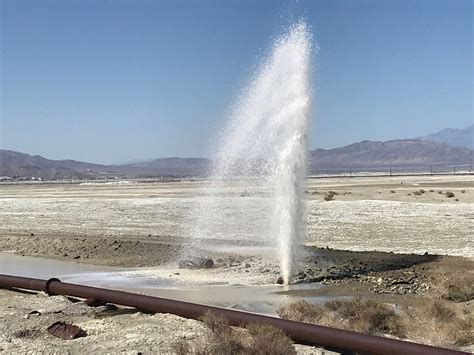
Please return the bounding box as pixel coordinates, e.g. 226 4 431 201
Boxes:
0 150 109 180
309 140 472 172
416 124 473 149
0 150 209 180
1 137 472 180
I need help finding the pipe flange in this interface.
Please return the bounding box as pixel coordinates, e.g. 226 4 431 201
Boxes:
44 277 61 296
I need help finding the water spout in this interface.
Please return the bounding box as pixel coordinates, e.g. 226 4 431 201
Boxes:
189 21 312 285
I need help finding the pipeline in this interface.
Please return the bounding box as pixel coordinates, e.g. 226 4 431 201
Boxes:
0 274 466 355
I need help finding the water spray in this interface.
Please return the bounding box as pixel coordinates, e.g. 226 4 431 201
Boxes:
190 21 312 284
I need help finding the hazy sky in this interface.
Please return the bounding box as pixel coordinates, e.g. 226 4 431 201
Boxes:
1 0 472 163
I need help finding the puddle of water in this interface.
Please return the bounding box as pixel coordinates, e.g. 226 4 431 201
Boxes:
62 270 291 315
0 252 121 279
1 252 329 315
305 295 353 304
63 272 179 289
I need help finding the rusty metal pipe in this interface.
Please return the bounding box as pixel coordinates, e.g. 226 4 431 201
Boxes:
0 274 466 355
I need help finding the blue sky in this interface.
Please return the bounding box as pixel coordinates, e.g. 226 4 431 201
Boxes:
1 0 472 163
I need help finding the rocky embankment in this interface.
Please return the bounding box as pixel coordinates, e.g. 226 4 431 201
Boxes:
281 248 473 304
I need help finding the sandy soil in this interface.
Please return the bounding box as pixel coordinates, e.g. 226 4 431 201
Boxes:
0 175 472 262
1 175 473 352
0 289 207 354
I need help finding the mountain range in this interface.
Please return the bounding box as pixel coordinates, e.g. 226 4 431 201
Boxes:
1 125 472 180
310 139 471 172
416 124 473 149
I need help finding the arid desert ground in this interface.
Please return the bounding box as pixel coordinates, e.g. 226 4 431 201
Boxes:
1 174 473 353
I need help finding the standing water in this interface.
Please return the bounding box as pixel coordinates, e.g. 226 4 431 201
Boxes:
189 22 312 285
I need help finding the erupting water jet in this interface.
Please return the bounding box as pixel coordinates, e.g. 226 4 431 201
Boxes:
189 21 313 285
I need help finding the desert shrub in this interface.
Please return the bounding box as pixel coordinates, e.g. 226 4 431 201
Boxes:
413 191 421 196
174 311 295 355
199 311 244 353
446 191 455 198
390 190 396 193
325 298 404 336
279 299 474 349
277 300 322 323
362 303 403 335
428 302 456 322
324 191 337 201
323 299 345 311
407 193 412 196
171 311 243 354
429 189 434 192
279 298 404 337
199 311 231 334
438 191 443 194
444 284 474 302
246 324 296 355
452 315 474 346
403 302 474 347
461 190 466 193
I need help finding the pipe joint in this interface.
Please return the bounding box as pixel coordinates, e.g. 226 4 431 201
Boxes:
44 277 60 296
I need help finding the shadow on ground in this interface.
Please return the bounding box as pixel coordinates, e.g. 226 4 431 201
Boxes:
296 247 439 283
